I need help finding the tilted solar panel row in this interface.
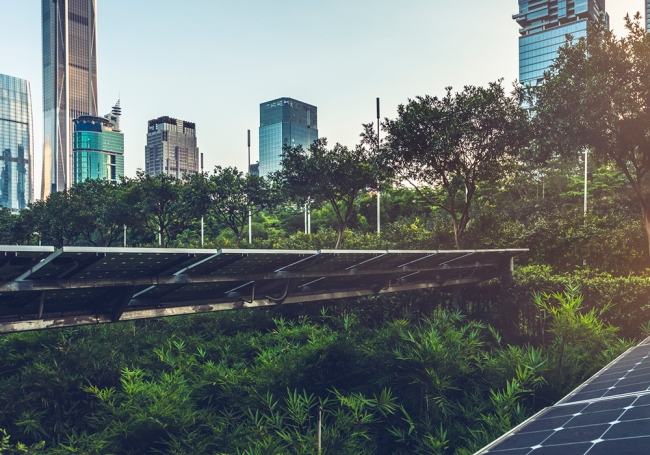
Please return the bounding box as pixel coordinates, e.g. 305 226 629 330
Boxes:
0 246 526 333
476 337 650 455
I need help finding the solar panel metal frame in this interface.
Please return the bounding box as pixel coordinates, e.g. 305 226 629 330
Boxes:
0 246 526 333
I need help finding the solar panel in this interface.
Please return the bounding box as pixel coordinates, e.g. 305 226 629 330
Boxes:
0 246 526 333
476 338 650 455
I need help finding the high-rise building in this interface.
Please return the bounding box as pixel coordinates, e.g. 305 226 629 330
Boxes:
646 0 650 31
73 101 124 184
145 117 199 178
513 0 608 86
42 0 98 198
0 74 33 210
259 98 318 177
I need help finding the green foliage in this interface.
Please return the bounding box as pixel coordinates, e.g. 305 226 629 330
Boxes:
532 14 650 253
382 81 529 249
199 167 277 247
273 138 383 249
0 428 45 454
124 172 205 247
0 289 630 454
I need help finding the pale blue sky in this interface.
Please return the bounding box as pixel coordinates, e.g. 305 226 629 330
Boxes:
1 0 643 195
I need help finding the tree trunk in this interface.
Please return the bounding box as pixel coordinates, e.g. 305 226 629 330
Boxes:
452 220 464 250
644 210 650 257
335 227 344 249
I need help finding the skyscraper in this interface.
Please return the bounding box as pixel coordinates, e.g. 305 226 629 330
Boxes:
73 101 124 184
42 0 98 198
0 74 33 210
145 117 199 178
513 0 608 86
259 98 318 177
646 0 650 31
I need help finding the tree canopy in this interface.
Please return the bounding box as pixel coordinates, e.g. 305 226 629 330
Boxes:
532 15 650 253
383 82 529 249
274 139 383 249
200 166 276 247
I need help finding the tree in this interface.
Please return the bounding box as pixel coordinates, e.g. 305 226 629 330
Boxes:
201 167 276 248
32 191 82 247
531 15 650 255
382 82 529 249
125 172 205 248
275 138 382 249
69 179 132 247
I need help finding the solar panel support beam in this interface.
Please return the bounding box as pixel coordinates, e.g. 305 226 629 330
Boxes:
111 286 138 322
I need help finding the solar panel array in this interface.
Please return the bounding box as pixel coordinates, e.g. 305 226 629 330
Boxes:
476 337 650 455
0 246 525 333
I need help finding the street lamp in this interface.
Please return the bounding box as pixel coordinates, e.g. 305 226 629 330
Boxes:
377 97 381 234
248 130 252 245
201 152 205 247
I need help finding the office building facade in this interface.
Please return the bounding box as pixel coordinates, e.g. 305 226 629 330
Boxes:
647 0 650 31
42 0 98 198
73 101 124 184
0 75 34 210
513 0 608 86
259 98 318 177
145 117 199 178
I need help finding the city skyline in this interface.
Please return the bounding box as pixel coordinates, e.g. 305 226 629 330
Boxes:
1 0 643 200
41 0 98 199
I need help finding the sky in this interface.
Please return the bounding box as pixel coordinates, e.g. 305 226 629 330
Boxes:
0 0 644 197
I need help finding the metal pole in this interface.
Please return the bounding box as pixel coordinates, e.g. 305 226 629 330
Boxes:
317 405 322 454
123 225 127 247
248 130 252 245
306 112 312 236
583 149 588 266
200 153 204 247
377 97 381 234
584 149 588 216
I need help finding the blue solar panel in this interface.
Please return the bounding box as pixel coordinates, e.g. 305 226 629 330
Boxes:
477 338 650 454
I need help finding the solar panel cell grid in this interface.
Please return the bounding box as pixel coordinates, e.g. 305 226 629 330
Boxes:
485 395 650 454
562 344 650 404
478 339 650 454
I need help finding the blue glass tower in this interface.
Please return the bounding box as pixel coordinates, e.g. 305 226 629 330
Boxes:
0 74 33 210
73 101 124 184
259 98 317 177
514 0 608 86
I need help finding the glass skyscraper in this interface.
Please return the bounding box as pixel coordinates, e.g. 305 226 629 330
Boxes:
73 101 124 184
259 98 318 177
514 0 608 86
42 0 99 198
145 117 199 178
647 0 650 32
0 74 33 210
